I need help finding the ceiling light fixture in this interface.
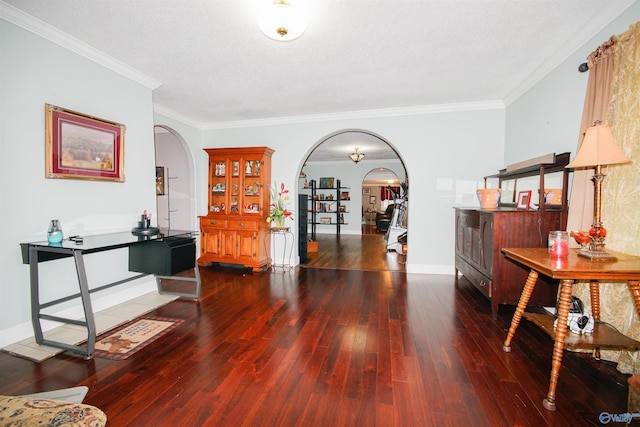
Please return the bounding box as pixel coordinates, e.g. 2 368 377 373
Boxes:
256 0 309 42
349 148 365 164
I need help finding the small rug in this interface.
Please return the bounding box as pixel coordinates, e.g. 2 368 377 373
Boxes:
91 316 184 360
18 386 88 403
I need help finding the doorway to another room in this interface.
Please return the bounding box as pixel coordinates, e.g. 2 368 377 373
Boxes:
299 130 408 272
154 126 195 231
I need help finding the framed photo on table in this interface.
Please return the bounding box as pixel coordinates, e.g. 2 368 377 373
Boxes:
45 104 125 182
517 190 532 210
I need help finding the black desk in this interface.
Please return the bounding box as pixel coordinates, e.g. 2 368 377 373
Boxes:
21 229 199 357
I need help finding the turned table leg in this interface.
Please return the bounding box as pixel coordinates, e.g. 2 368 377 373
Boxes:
627 280 640 315
543 278 574 411
503 270 538 352
589 280 601 359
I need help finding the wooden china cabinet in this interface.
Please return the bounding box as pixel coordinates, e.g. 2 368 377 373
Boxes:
198 147 274 271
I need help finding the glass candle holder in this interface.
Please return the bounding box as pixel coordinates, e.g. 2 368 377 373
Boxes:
47 219 63 244
548 231 569 258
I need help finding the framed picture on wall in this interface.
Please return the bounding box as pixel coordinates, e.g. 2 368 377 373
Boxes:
45 103 125 182
362 187 370 195
369 196 377 205
517 190 532 210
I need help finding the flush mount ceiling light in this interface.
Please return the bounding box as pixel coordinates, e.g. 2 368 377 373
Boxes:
256 0 309 42
349 148 365 164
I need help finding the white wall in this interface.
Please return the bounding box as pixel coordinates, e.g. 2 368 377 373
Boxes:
200 108 506 274
0 20 158 345
505 3 640 164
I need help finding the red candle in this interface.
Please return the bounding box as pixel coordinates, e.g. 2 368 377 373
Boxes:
549 231 569 258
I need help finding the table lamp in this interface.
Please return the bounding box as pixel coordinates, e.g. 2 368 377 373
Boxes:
566 122 632 260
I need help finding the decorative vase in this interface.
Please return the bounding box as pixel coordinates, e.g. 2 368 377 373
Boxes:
47 219 63 243
274 216 285 228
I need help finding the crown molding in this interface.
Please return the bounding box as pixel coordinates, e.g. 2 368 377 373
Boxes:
0 1 161 90
503 0 636 106
200 100 505 130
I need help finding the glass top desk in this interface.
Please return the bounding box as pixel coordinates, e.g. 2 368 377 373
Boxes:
501 247 640 411
20 229 199 357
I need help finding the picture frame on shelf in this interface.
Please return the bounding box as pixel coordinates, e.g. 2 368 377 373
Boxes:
340 191 349 200
319 217 331 224
319 177 334 189
517 190 532 210
339 205 347 212
156 166 165 195
45 103 125 182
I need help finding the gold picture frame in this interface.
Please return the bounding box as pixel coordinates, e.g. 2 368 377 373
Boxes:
45 103 125 182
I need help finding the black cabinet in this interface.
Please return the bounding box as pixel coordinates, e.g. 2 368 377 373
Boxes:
129 236 196 276
298 194 309 263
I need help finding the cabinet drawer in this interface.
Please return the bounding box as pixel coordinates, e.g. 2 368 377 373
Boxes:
229 219 258 230
201 218 228 228
457 257 492 299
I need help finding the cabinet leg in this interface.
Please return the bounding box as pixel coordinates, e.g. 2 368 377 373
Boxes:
503 270 538 352
543 279 574 411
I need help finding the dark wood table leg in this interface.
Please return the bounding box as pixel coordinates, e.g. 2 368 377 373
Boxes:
503 270 538 352
542 278 574 411
589 280 601 359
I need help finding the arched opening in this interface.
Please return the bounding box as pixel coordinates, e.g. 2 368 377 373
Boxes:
362 167 401 234
297 129 408 271
153 126 196 230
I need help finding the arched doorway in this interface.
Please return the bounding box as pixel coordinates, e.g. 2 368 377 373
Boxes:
153 126 196 230
298 129 408 271
362 167 401 234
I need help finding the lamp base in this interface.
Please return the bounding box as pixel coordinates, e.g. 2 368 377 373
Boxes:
577 249 617 261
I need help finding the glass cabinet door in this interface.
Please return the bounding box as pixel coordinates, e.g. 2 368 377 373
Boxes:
243 158 262 215
210 159 227 213
229 160 241 214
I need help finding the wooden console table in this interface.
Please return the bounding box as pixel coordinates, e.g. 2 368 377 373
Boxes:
501 247 640 411
20 229 200 357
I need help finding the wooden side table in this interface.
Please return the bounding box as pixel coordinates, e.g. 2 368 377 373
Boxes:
501 247 640 411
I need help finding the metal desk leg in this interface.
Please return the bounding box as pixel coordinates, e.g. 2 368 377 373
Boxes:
155 266 202 299
73 251 97 355
29 247 44 345
30 248 97 356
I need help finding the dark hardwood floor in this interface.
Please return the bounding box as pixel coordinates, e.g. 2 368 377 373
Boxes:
0 233 633 426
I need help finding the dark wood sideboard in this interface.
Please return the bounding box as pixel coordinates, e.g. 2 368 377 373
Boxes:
455 208 566 318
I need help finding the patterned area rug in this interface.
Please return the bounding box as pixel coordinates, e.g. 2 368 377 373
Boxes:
91 316 184 360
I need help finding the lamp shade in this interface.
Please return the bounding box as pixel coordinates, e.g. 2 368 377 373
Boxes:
256 0 309 41
566 124 631 168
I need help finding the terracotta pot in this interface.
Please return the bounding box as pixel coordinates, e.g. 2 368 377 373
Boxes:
476 188 501 209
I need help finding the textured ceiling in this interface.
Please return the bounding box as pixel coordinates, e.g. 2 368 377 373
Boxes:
2 0 635 162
